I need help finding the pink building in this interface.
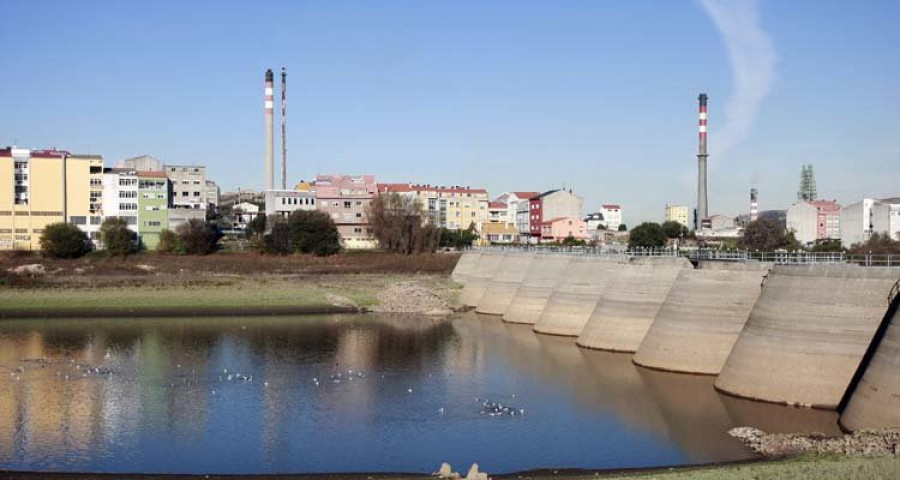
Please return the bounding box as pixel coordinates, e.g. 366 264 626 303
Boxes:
540 216 587 241
315 174 377 249
810 200 841 240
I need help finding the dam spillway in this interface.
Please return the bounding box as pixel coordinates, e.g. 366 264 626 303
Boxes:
475 253 535 315
632 261 771 375
532 256 626 337
840 291 900 430
575 257 691 353
714 264 900 409
458 251 504 308
502 254 572 325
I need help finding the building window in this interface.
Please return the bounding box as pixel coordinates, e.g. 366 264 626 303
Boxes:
70 216 87 225
182 192 189 197
344 201 351 209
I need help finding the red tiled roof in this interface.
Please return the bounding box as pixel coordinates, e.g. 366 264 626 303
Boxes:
512 191 540 199
602 204 621 209
488 201 507 209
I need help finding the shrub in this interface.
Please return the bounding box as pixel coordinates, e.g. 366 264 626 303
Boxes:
287 210 341 256
849 232 900 255
739 218 800 251
156 229 181 253
439 225 478 250
628 222 667 249
176 219 221 255
246 213 267 238
40 222 90 259
561 235 587 246
662 220 689 239
99 217 138 256
263 221 294 254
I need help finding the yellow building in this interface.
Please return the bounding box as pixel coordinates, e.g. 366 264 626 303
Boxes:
377 183 489 231
665 204 690 228
0 147 103 250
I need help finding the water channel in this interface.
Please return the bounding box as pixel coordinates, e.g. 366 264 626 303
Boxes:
0 313 840 475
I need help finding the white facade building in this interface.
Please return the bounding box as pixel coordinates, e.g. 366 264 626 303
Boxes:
264 189 317 220
101 169 139 239
787 201 819 245
599 204 623 230
840 199 877 247
232 202 260 231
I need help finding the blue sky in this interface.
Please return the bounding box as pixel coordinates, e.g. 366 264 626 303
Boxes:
1 0 898 224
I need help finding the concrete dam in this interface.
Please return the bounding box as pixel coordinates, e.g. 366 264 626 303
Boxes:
452 250 900 427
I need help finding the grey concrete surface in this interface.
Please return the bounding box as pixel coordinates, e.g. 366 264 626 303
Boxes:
633 261 772 375
503 255 572 325
576 257 691 352
715 265 900 409
840 295 900 430
475 253 535 315
458 251 505 308
450 250 481 284
532 256 626 337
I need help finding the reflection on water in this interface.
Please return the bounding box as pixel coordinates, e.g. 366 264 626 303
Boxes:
0 313 839 474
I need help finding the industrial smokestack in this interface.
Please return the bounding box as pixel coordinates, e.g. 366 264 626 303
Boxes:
264 69 275 191
750 187 759 222
696 93 709 229
281 67 287 190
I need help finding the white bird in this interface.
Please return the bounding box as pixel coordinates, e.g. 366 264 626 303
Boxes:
264 382 269 387
407 388 413 393
439 407 444 415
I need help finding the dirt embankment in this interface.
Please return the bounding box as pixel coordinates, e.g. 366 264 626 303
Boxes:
0 252 462 318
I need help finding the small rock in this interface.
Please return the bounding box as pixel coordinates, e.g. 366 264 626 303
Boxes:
8 264 45 276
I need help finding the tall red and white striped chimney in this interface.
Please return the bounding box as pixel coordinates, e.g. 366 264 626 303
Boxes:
264 69 275 191
696 93 709 229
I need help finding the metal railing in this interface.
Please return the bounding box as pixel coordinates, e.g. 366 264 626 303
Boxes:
472 245 900 267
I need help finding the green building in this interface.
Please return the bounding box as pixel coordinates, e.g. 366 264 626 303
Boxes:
137 171 169 249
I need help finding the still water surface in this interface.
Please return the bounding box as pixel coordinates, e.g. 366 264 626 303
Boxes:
0 313 839 474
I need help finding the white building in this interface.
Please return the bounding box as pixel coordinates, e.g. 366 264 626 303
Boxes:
166 164 209 210
599 204 623 230
101 168 139 239
787 201 819 245
844 198 900 246
264 189 317 220
840 199 877 247
232 202 260 231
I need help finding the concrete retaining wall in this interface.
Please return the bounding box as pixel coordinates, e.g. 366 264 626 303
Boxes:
475 253 535 315
450 250 481 283
633 261 772 375
533 257 626 337
459 252 505 308
715 265 900 409
840 296 900 430
576 257 691 352
503 255 572 325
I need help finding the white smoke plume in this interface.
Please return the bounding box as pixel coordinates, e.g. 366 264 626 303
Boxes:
697 0 777 155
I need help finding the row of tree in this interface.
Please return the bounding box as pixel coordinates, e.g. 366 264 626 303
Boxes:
39 219 221 259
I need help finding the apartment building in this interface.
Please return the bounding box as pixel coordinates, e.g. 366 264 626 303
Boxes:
0 147 103 250
316 174 377 249
166 164 208 210
665 204 690 228
599 204 624 230
541 217 588 241
137 171 169 248
841 198 900 247
376 183 490 232
102 169 139 239
528 190 584 242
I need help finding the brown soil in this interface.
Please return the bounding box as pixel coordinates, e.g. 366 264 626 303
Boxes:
0 251 460 285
